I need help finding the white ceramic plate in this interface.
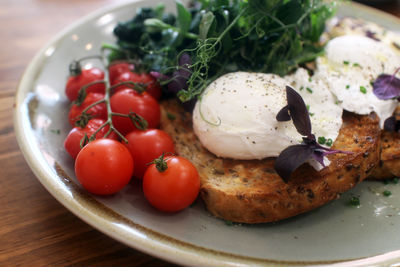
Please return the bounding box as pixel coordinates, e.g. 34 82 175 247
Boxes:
14 1 400 266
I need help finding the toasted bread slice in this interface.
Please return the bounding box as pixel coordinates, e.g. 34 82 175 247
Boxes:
370 106 400 179
160 99 381 223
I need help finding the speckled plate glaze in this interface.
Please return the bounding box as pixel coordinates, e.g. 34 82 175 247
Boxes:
14 1 400 266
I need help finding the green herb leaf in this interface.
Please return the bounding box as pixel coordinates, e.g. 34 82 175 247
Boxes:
175 0 192 45
199 12 215 40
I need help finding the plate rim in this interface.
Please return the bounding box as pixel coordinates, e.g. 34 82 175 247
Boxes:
13 1 400 266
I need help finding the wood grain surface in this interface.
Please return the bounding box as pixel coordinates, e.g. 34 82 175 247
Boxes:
1 0 399 266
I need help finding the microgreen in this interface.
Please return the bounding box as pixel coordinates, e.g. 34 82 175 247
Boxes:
373 67 400 100
112 0 338 102
274 86 351 182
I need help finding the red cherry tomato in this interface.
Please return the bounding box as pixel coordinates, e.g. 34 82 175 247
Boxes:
125 129 175 179
75 139 134 195
138 73 162 100
112 71 162 100
143 156 200 212
68 92 107 127
65 68 105 102
108 62 135 82
110 89 160 135
64 119 118 159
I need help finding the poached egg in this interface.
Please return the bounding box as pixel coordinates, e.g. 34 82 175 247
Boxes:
192 72 343 160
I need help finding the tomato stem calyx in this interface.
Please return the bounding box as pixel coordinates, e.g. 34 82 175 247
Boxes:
152 153 168 172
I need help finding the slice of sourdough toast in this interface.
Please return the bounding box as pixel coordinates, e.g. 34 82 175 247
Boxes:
370 106 400 179
160 99 381 223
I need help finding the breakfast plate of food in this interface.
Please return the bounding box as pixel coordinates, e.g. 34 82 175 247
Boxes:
14 0 400 265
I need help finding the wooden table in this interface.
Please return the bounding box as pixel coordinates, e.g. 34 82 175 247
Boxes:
1 0 399 266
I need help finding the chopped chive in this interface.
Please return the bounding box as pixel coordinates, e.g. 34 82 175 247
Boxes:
309 112 314 117
318 136 326 145
306 87 313 93
306 104 310 111
349 196 360 206
343 60 350 65
346 85 350 89
360 86 367 94
300 86 304 91
370 80 374 86
50 129 61 135
335 100 340 105
353 63 361 67
225 220 234 226
393 177 399 184
308 77 312 82
166 112 176 121
383 190 392 197
326 138 333 146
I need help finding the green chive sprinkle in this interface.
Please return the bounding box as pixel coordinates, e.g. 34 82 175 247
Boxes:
349 196 360 206
383 190 392 197
306 87 313 93
318 136 326 145
308 77 312 82
360 86 367 94
346 85 350 89
166 112 176 121
353 63 361 67
393 177 399 184
306 104 310 111
309 112 314 117
343 60 350 65
326 138 333 146
300 86 304 91
225 220 234 226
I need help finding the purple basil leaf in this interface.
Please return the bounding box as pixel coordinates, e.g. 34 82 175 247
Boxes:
286 86 312 137
276 105 291 121
150 71 170 81
384 116 397 131
274 144 314 183
373 74 400 100
366 30 380 41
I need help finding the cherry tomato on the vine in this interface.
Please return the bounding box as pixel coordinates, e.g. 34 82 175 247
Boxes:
75 139 134 195
108 62 135 82
64 119 118 159
110 89 160 135
112 71 162 100
65 67 105 102
124 129 175 179
68 92 107 127
143 156 200 212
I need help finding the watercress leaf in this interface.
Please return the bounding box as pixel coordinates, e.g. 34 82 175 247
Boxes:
274 144 314 182
373 73 400 100
286 86 312 137
199 12 215 40
276 105 291 121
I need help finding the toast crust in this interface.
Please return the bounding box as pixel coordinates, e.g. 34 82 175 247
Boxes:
160 99 381 223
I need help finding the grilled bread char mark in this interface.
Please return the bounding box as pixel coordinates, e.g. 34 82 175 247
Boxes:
160 99 380 224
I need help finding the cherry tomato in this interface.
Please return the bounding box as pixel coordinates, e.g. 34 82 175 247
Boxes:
65 67 105 102
110 89 160 135
75 139 134 195
108 62 135 82
125 129 175 179
112 71 162 100
68 92 107 127
64 119 118 159
143 156 200 212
